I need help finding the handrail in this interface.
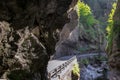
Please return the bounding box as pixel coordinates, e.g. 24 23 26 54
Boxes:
48 56 76 79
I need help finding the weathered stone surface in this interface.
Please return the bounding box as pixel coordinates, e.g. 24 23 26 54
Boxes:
0 0 78 80
54 12 106 59
79 55 108 80
0 22 48 80
54 8 79 58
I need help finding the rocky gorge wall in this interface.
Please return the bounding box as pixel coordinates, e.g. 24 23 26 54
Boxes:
53 1 107 59
83 0 116 28
0 0 78 80
54 7 79 58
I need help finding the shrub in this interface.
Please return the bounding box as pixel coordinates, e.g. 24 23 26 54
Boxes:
72 63 80 77
77 1 97 27
106 3 117 53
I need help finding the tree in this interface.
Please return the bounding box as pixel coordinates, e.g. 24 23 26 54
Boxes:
106 1 120 79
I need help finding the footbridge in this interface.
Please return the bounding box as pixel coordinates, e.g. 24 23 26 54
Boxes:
47 53 104 80
47 56 77 80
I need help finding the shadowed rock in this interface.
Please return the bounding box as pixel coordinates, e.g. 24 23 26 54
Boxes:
0 0 78 80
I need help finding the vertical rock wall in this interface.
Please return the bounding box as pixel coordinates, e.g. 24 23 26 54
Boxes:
0 0 78 80
54 7 79 58
83 0 116 28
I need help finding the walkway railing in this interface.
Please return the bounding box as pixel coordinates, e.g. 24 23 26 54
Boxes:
48 56 77 80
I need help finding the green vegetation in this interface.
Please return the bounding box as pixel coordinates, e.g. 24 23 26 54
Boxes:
80 58 89 65
76 1 105 53
95 56 108 61
76 1 102 40
72 63 80 77
78 47 90 53
77 1 98 27
106 3 117 33
106 3 117 54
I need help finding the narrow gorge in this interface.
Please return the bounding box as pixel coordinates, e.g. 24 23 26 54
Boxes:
0 0 120 80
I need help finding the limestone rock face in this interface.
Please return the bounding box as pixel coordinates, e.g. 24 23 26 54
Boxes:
54 9 106 59
54 8 79 58
0 22 48 80
0 0 78 80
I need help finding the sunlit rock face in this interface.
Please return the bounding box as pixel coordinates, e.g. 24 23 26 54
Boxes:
54 8 106 59
54 8 79 58
0 22 48 80
0 0 78 80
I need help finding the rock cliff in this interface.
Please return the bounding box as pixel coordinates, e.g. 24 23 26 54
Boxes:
0 0 78 80
83 0 116 28
54 8 79 58
54 1 106 58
